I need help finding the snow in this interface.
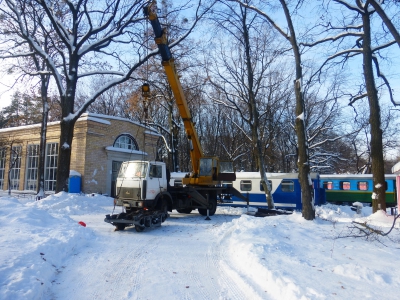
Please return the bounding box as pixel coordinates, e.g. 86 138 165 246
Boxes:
392 161 400 174
69 170 81 177
296 112 304 120
0 113 112 134
104 146 147 155
0 192 399 300
81 113 158 133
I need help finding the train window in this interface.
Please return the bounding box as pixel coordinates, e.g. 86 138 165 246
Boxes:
340 181 351 190
357 181 368 191
323 181 333 190
281 180 294 192
259 180 272 191
240 180 252 191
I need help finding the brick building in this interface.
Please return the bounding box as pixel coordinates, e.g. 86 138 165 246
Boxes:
0 113 160 196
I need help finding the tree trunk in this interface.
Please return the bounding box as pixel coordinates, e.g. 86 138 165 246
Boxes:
280 0 314 219
242 5 274 208
36 76 49 199
56 119 75 192
362 7 386 212
55 74 77 193
295 79 314 220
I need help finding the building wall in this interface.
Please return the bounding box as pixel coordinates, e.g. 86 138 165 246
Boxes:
81 116 158 195
0 121 61 191
0 114 160 195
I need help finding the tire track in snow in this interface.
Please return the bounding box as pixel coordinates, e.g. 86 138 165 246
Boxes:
92 233 160 299
167 216 216 300
207 222 265 300
46 229 160 300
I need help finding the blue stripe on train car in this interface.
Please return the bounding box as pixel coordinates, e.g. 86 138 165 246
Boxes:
221 177 325 210
273 179 301 209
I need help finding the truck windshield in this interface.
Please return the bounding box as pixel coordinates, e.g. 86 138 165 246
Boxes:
118 162 148 178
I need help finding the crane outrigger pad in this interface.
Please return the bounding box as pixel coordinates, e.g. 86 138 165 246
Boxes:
247 208 293 217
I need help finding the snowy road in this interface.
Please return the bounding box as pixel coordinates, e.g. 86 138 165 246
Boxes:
44 209 263 300
3 193 399 300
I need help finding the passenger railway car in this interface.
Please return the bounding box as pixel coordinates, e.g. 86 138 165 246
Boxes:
219 172 326 210
319 174 397 207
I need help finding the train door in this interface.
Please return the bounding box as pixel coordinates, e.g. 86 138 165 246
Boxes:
273 179 301 209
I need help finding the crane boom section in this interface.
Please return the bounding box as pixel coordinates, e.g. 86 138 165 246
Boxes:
144 4 203 176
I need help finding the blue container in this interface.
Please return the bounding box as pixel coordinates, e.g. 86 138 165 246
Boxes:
69 175 81 193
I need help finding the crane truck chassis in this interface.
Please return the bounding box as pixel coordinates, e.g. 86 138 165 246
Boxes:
104 160 245 232
104 2 246 232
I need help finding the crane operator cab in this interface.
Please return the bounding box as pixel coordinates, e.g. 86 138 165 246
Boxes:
186 157 236 186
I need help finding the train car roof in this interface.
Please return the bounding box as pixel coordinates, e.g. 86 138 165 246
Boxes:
235 172 320 179
320 174 396 179
170 172 188 179
171 171 321 180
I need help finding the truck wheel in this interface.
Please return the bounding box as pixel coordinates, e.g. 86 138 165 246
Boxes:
177 208 192 214
135 225 145 232
198 198 217 216
160 198 168 214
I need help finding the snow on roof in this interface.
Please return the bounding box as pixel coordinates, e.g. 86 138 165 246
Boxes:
144 130 162 137
0 120 60 133
105 146 147 156
82 113 159 135
78 115 111 125
0 112 158 134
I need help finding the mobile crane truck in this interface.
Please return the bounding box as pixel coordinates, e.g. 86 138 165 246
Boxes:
104 1 245 232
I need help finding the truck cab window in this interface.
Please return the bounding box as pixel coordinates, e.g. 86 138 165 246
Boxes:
149 165 162 178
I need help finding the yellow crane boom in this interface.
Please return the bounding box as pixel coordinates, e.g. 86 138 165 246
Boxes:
144 2 235 185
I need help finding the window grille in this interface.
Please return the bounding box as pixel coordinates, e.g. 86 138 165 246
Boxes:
0 148 6 189
113 134 138 150
10 146 22 190
26 145 39 191
45 143 58 191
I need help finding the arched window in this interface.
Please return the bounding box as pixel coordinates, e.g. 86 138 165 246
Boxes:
113 134 138 150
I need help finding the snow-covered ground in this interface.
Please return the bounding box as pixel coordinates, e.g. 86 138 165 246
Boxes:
1 192 399 300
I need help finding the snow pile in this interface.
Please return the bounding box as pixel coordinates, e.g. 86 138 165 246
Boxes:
214 206 400 299
0 193 111 300
0 192 399 299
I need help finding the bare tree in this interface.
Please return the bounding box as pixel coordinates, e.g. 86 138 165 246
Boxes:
0 0 211 192
229 0 315 219
302 0 399 212
205 1 299 209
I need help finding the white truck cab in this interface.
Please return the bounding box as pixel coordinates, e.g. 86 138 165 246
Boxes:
115 161 168 207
